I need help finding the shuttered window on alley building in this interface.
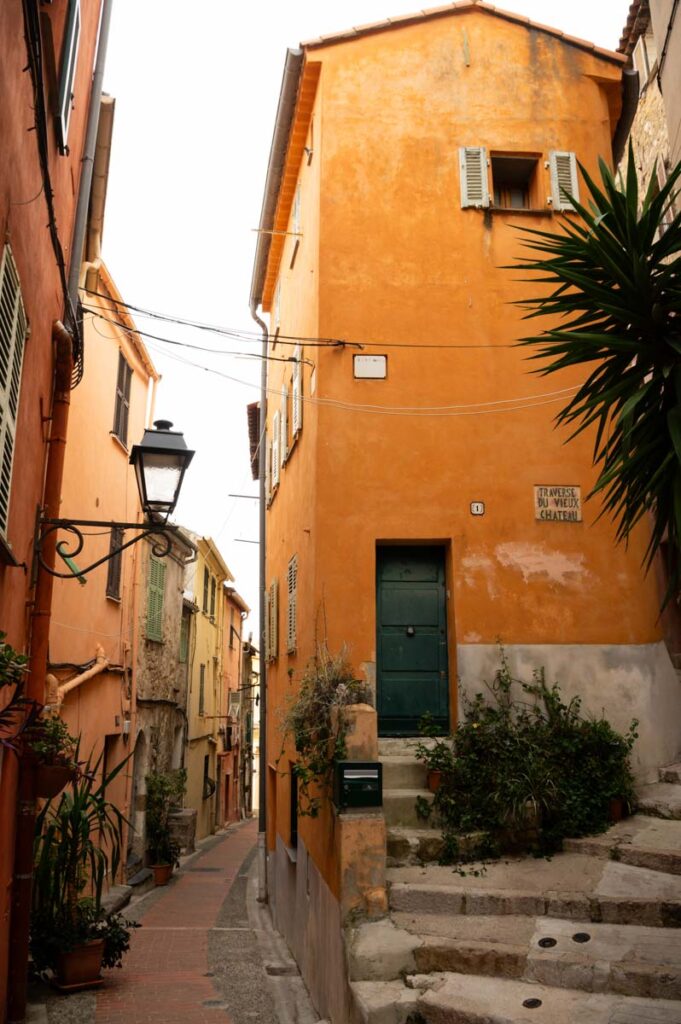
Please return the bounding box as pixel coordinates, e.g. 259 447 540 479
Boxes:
146 555 166 641
287 555 298 654
0 245 27 539
112 351 132 446
105 527 124 600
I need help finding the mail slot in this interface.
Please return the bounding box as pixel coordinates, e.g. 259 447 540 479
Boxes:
333 761 382 810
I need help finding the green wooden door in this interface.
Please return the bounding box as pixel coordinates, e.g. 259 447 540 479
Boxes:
376 546 449 736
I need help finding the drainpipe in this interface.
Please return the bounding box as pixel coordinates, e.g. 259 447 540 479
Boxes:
66 0 114 316
250 301 268 903
7 324 73 1024
52 645 110 704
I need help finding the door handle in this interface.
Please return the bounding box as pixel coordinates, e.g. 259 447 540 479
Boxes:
406 626 415 637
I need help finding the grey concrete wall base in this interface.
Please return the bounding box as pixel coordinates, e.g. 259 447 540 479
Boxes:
270 836 358 1024
457 642 681 782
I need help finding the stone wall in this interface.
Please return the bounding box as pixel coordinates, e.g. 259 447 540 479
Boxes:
620 74 671 195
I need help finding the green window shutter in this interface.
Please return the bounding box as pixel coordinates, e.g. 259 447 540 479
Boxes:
146 555 166 641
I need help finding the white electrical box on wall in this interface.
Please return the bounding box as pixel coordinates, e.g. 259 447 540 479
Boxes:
354 354 387 379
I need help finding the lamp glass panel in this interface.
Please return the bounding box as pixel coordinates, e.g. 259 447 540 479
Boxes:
141 452 183 509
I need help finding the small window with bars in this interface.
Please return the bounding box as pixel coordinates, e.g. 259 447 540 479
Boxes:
112 352 132 446
0 245 28 540
105 527 124 600
287 555 298 654
146 555 166 642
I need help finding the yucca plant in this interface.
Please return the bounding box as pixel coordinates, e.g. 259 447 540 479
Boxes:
510 144 681 602
30 744 137 972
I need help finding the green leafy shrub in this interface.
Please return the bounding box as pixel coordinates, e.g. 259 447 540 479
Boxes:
145 769 186 866
279 646 372 817
430 652 637 858
23 712 78 768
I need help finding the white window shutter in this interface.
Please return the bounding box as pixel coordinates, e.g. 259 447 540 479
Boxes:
292 347 303 436
269 579 279 659
287 555 298 653
273 279 281 331
459 147 489 208
0 245 27 536
292 184 301 236
264 590 270 660
549 151 579 211
280 386 288 465
272 410 280 486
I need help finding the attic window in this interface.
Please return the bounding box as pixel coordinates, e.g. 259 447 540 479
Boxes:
492 155 538 210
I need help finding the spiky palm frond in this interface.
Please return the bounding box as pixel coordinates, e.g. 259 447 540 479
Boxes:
510 144 681 602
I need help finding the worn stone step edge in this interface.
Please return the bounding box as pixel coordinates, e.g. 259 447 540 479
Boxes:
659 763 681 784
563 835 681 875
387 828 490 866
389 882 681 927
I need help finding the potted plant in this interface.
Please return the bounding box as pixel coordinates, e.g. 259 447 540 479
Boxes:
414 714 455 793
0 632 37 751
30 746 137 989
24 712 79 798
145 770 184 885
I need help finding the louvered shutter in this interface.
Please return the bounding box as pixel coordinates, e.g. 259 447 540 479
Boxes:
287 556 298 654
280 386 289 465
56 0 81 153
113 352 132 445
269 579 279 660
0 245 27 537
549 151 579 211
292 348 303 437
264 590 271 660
272 410 280 486
459 147 490 208
146 555 166 641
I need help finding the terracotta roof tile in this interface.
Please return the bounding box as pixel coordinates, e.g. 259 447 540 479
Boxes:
301 1 625 63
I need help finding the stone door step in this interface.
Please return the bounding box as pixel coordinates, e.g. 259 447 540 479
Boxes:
381 756 426 790
352 974 681 1024
637 783 681 820
659 763 681 784
387 827 489 866
378 737 438 756
564 815 681 874
383 789 433 828
355 913 681 999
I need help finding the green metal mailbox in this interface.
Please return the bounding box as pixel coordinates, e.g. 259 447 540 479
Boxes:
333 761 382 810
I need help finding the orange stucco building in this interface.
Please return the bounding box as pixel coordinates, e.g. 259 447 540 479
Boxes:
250 4 681 1019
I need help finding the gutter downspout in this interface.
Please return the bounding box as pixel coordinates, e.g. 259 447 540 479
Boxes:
67 0 114 316
49 645 110 705
612 68 641 168
251 302 268 903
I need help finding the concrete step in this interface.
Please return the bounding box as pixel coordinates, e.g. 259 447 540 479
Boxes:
412 972 681 1024
378 737 437 756
383 789 433 828
638 783 681 819
381 756 426 790
564 815 681 875
387 854 681 926
367 912 681 999
387 827 490 866
659 763 681 784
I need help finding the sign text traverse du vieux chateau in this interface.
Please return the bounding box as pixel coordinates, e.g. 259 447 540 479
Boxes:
534 485 582 523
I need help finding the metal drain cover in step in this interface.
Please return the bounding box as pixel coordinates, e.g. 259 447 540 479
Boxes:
522 999 543 1009
538 937 557 948
572 932 591 943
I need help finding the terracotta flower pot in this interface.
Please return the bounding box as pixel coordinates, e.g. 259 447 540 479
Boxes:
54 939 104 990
152 863 173 886
35 763 74 799
427 769 442 793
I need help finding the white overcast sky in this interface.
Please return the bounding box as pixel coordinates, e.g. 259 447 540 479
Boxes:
101 0 631 631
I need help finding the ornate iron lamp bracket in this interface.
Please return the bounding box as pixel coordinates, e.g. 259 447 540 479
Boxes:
33 517 179 582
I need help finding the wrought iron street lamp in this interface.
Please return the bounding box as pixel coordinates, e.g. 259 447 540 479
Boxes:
34 420 194 581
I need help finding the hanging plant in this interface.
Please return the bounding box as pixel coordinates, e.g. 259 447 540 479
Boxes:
279 646 372 817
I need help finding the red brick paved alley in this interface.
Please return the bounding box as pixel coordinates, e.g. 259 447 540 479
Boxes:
96 821 258 1024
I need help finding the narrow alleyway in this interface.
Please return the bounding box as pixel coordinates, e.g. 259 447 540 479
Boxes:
31 820 317 1024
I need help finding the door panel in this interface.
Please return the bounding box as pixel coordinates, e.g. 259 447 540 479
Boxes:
377 546 449 736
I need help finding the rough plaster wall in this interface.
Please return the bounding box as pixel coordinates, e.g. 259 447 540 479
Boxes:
271 836 355 1024
621 76 670 190
457 642 681 783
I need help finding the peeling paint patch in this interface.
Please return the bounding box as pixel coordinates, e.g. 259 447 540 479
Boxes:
460 553 497 597
463 632 482 643
495 542 588 586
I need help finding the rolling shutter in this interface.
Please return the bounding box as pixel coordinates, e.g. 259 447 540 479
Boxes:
459 147 490 208
549 151 579 211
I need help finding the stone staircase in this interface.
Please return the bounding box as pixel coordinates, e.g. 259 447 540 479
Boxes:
349 758 681 1023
